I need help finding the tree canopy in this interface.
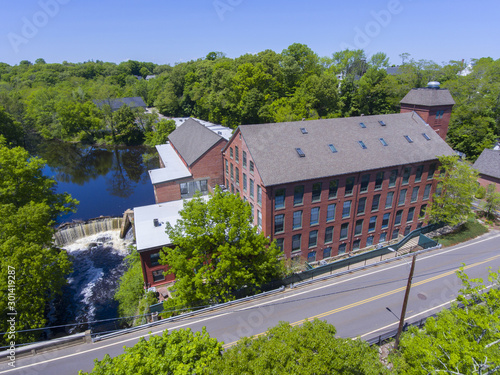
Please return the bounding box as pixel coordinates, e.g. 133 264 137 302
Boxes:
161 187 284 314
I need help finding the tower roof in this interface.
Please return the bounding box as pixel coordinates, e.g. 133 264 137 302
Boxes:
400 88 455 107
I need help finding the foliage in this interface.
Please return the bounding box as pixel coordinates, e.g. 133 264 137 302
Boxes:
0 106 24 146
393 268 500 374
79 327 222 375
144 119 176 146
208 320 388 374
434 219 488 247
426 155 479 226
161 187 284 314
475 185 486 199
481 184 500 218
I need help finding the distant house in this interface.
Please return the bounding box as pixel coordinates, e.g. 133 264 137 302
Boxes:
93 97 147 112
385 66 402 75
149 118 228 203
473 149 500 193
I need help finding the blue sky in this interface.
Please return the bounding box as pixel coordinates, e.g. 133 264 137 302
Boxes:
1 0 499 66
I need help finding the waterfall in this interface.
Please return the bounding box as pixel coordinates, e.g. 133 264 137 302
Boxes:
54 217 123 247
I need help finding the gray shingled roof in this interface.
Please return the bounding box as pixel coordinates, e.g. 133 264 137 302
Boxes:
400 88 455 106
473 149 500 179
93 97 147 111
238 112 455 186
168 118 225 166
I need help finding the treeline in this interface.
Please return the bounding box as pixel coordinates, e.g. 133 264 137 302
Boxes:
1 46 500 158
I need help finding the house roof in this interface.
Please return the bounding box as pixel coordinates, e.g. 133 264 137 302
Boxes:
93 97 147 111
473 149 500 179
400 88 455 107
168 118 226 166
238 112 455 187
148 143 192 185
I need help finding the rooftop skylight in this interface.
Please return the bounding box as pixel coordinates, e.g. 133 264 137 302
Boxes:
328 144 338 153
379 138 388 146
378 120 386 126
296 148 306 157
358 141 367 149
300 127 308 134
422 133 431 140
404 135 413 143
359 122 366 128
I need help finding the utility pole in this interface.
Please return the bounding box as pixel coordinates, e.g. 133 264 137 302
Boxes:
394 253 417 351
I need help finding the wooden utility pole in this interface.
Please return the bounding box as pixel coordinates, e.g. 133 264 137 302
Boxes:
394 254 417 351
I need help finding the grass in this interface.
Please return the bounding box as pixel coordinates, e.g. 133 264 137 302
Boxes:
435 219 489 247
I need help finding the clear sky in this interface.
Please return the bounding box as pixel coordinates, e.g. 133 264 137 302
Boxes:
1 0 499 66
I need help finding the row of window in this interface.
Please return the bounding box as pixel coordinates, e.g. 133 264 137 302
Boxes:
228 147 254 173
274 164 435 210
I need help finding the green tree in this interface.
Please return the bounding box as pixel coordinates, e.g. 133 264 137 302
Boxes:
161 188 284 313
393 268 500 374
0 105 24 146
144 119 176 146
79 327 222 375
482 184 500 218
426 155 478 226
208 320 388 374
112 105 144 145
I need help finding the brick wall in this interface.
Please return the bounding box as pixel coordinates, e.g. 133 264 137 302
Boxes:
153 180 182 203
139 247 176 288
190 139 227 190
478 175 500 193
400 104 453 140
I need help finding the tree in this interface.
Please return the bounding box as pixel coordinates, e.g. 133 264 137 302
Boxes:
79 327 222 375
482 184 500 218
144 119 176 146
208 320 388 374
0 105 24 146
161 187 284 313
426 155 478 226
393 268 500 374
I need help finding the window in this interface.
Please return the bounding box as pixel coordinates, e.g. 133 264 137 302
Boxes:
327 204 336 222
345 177 355 196
404 225 411 236
325 226 334 244
312 182 322 202
353 239 361 250
225 159 229 176
411 186 419 202
230 163 234 181
292 234 301 252
257 210 262 229
300 127 308 134
293 211 302 229
180 180 209 198
230 147 234 159
358 141 367 149
398 189 407 206
436 110 444 119
310 207 320 226
235 167 239 184
355 219 363 236
402 167 411 185
338 243 347 254
275 189 285 209
415 165 424 182
242 151 247 168
379 120 386 126
359 122 366 128
250 203 254 220
342 201 351 218
296 148 306 157
419 204 427 219
152 270 165 282
385 191 394 208
231 184 234 193
366 236 374 246
250 161 254 174
150 252 160 267
395 210 403 226
274 214 284 234
389 169 398 187
379 138 388 146
276 238 284 252
309 230 318 248
360 174 370 192
423 184 432 200
368 216 377 232
257 185 262 205
357 197 366 215
307 251 317 262
235 146 239 163
375 172 384 190
404 135 413 143
428 163 436 180
328 144 338 153
243 173 247 192
392 229 400 240
323 247 332 259
340 223 349 239
371 194 380 211
379 232 386 243
407 207 415 222
382 213 390 229
329 180 339 199
422 133 431 140
294 185 304 205
250 179 254 199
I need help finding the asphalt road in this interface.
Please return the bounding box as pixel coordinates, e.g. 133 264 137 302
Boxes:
4 230 500 375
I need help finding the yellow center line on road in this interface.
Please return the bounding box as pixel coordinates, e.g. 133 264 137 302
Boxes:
222 254 500 348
